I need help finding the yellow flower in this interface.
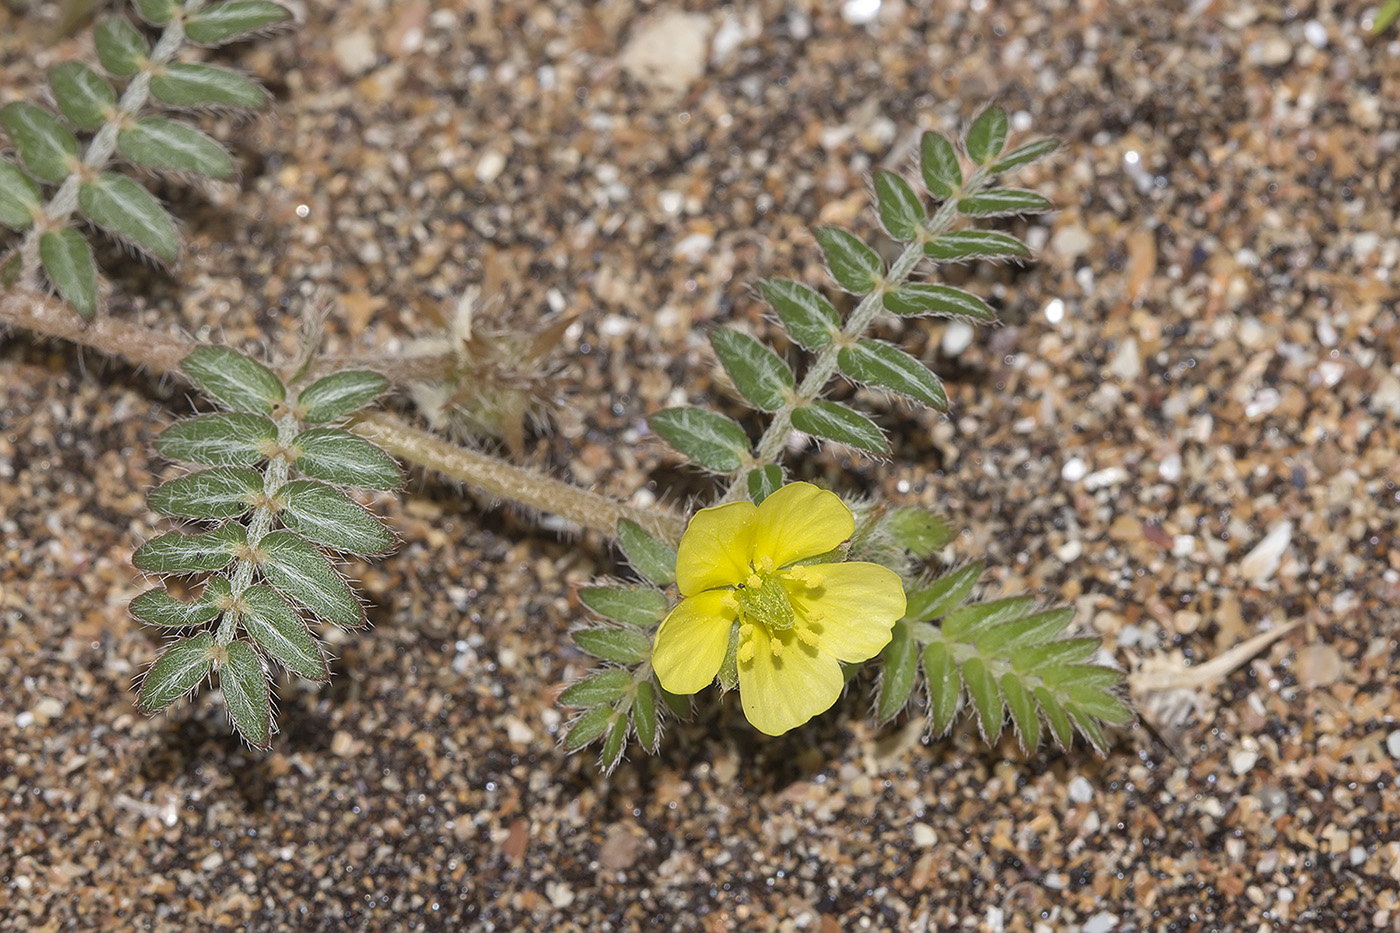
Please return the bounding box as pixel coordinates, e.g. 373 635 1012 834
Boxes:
652 482 906 736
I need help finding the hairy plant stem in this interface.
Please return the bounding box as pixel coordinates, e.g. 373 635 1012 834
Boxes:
0 285 683 542
722 163 993 502
18 0 204 284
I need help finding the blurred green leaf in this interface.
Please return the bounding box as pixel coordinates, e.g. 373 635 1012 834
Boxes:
559 669 631 708
0 159 42 230
964 106 1009 165
925 230 1029 262
138 632 215 711
922 641 961 737
220 640 271 748
1010 636 1099 672
132 0 176 25
182 346 286 415
0 101 78 184
790 400 886 454
650 406 749 473
39 228 98 320
150 62 269 110
873 169 924 241
184 0 292 45
1035 685 1073 749
118 118 236 179
48 62 116 132
919 130 961 199
814 225 883 294
149 466 263 519
632 680 659 752
291 427 402 490
837 339 947 409
746 464 782 505
579 585 669 628
133 521 246 573
711 328 793 412
94 16 149 77
962 656 1002 742
156 412 276 467
975 608 1074 656
130 586 222 629
258 530 367 629
883 507 955 558
297 370 387 422
616 519 677 587
883 283 996 321
239 584 328 681
942 595 1037 642
957 188 1053 218
991 138 1058 174
905 562 982 621
276 479 395 556
1000 672 1040 751
574 628 652 665
564 705 611 750
876 620 918 723
758 279 840 350
78 173 180 264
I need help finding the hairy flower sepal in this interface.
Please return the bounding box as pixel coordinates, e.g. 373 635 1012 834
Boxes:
652 482 905 736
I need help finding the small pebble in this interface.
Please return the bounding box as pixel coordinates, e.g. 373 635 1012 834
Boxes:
1083 913 1119 933
1387 730 1400 760
911 822 937 848
1231 748 1259 775
1303 20 1327 48
1068 776 1094 804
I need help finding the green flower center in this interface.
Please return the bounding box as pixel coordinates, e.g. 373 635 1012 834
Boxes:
734 571 795 632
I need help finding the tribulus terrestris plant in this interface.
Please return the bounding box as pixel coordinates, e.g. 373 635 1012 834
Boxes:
1 5 1132 765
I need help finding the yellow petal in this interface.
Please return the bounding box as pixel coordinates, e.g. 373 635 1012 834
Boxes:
675 500 757 595
783 561 904 663
753 482 854 569
652 591 736 694
737 626 844 735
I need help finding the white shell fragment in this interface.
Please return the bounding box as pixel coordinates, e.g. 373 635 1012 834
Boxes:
1240 521 1292 584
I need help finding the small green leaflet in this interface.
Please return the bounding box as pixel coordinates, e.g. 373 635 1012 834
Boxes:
992 139 1059 174
650 407 749 473
904 562 982 621
875 621 918 723
564 706 612 750
0 159 42 231
275 480 396 556
579 585 669 628
962 656 1003 742
184 1 293 46
132 0 177 25
758 279 840 350
78 173 180 264
963 106 1009 165
956 188 1052 218
220 640 271 748
138 632 215 711
924 230 1029 262
94 17 150 78
837 339 947 409
239 585 329 681
573 628 651 665
130 586 223 629
559 669 632 708
291 427 402 490
48 62 116 132
920 131 961 199
746 464 782 505
132 521 247 574
117 118 235 179
257 530 367 629
148 466 263 520
882 283 995 321
39 228 98 320
150 63 269 110
710 328 793 412
922 642 961 736
297 370 387 422
155 412 277 467
814 226 883 294
632 680 659 752
872 170 924 241
182 346 286 415
0 101 78 184
616 520 677 588
790 400 886 454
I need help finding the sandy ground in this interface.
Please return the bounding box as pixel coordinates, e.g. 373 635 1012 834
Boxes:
3 0 1399 929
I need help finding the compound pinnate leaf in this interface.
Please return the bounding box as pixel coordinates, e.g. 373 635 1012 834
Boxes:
138 632 215 711
573 628 652 665
564 705 612 750
991 138 1059 174
133 521 247 573
924 230 1029 263
239 585 328 681
184 0 292 45
961 656 1002 743
78 173 180 264
48 62 116 132
290 428 402 491
876 620 918 723
296 370 387 423
904 562 982 621
883 507 955 558
746 464 782 505
758 279 840 350
616 519 677 588
837 339 947 409
710 328 793 412
156 412 276 466
150 62 269 110
922 641 961 737
873 169 924 241
130 587 222 629
650 406 749 474
919 131 961 199
957 188 1053 218
0 101 78 184
0 159 42 230
220 640 271 748
632 680 659 752
182 346 286 415
790 400 886 454
257 530 366 629
882 283 995 321
148 466 262 519
559 669 632 708
814 225 883 294
579 585 669 628
117 118 236 179
94 16 149 77
132 0 176 25
964 106 1009 165
39 228 98 320
276 480 395 556
1000 672 1040 752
